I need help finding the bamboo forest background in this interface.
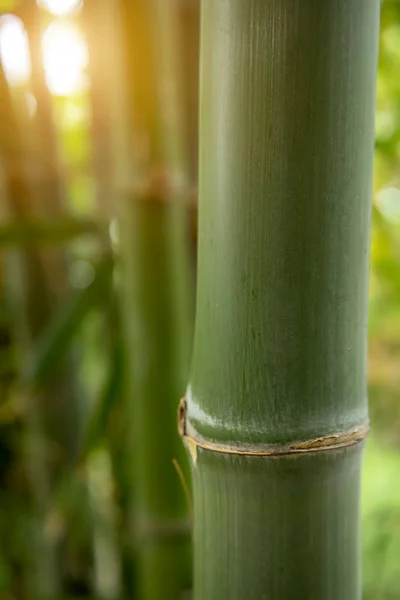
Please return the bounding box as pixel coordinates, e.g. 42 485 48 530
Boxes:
0 0 399 599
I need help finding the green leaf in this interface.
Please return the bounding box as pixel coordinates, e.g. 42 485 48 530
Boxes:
23 252 114 388
81 341 124 456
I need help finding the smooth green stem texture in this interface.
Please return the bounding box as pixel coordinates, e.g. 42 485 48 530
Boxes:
193 447 362 599
186 1 380 599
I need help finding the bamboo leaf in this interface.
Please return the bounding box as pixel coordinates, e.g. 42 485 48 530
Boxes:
23 253 114 388
81 341 123 456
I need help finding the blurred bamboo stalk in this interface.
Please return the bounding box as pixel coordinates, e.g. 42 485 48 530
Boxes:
83 0 194 595
83 0 194 597
82 0 114 217
179 0 200 188
22 0 68 215
0 5 89 591
82 1 132 597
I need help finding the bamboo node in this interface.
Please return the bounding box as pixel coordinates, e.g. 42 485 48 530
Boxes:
178 396 187 437
178 397 369 458
133 166 189 203
178 397 197 465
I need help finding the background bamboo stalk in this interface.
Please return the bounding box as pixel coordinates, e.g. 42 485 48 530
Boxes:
81 1 138 596
118 0 193 597
20 0 83 469
22 0 68 216
184 1 381 598
81 0 114 217
178 0 200 188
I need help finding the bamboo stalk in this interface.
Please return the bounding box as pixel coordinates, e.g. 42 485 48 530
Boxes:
81 0 114 217
182 1 381 598
21 0 69 217
118 0 193 597
82 0 193 595
81 2 137 597
179 0 200 187
19 0 83 461
121 200 192 600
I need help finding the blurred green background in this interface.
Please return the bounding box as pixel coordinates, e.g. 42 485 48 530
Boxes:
0 0 399 599
362 2 400 597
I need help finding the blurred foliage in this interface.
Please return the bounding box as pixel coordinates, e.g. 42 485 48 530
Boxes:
369 1 400 444
363 2 400 599
0 0 399 599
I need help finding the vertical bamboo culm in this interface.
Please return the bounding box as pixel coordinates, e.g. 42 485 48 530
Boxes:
181 1 381 599
119 0 193 598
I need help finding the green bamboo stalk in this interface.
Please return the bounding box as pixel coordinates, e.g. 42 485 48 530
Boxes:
81 0 114 217
179 0 200 187
22 0 68 216
118 0 193 598
181 1 381 599
82 2 133 597
82 0 193 596
121 202 192 600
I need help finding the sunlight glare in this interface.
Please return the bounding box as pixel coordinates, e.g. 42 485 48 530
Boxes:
0 15 30 85
38 0 82 16
377 187 400 224
42 21 88 96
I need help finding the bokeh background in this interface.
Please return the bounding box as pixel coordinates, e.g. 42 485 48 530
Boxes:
0 0 399 599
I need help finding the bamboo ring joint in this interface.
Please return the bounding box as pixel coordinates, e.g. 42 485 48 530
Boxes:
178 397 369 465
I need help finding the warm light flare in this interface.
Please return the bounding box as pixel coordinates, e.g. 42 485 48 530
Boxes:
41 21 88 96
38 0 82 17
0 15 87 96
0 15 30 85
